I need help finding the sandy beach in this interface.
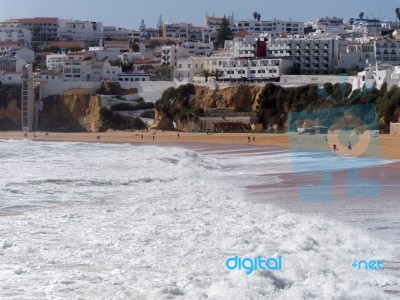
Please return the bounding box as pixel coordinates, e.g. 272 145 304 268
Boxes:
0 130 399 159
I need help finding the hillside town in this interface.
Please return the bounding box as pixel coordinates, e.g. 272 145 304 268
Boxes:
1 11 400 132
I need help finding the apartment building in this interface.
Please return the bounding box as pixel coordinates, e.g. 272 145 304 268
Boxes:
103 26 134 41
46 53 66 71
161 44 190 66
57 19 103 41
181 41 214 56
337 40 374 69
352 19 382 36
0 42 34 72
267 36 339 71
175 56 204 81
62 51 121 81
16 17 58 41
233 19 304 36
0 22 32 48
375 38 400 64
204 52 284 82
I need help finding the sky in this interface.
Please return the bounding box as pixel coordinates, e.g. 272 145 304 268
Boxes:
0 0 398 29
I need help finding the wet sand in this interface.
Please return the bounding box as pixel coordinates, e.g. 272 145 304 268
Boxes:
0 130 399 159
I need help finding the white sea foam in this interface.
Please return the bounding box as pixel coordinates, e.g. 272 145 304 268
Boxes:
0 140 398 299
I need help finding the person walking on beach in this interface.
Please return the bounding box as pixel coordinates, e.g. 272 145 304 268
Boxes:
348 141 352 151
253 137 255 142
141 134 143 139
248 136 250 142
333 144 338 152
178 133 180 138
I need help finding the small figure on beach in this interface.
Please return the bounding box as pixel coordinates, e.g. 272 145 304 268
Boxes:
178 133 180 138
253 137 255 142
45 132 49 136
96 135 100 141
141 134 143 139
152 135 155 141
348 141 352 151
325 135 327 142
248 136 250 142
333 144 338 152
23 133 28 138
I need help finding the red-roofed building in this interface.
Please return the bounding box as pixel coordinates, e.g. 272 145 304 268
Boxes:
103 40 130 53
48 41 85 51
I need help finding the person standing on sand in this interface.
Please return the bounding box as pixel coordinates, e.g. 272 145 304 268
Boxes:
253 137 255 142
178 133 180 138
141 134 143 139
153 135 155 141
248 136 250 142
333 144 338 152
348 141 352 151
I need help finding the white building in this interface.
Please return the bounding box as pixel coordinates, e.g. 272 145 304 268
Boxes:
57 19 103 42
161 44 190 67
267 36 339 71
118 72 151 82
337 40 375 69
233 19 304 36
175 56 204 82
0 42 34 72
352 19 382 36
181 41 214 56
103 26 133 41
46 53 67 71
0 25 32 48
0 71 22 84
375 38 400 65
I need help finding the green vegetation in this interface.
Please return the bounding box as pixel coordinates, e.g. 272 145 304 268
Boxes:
304 25 316 35
216 16 233 48
140 110 155 119
258 82 400 132
0 83 21 109
156 83 204 121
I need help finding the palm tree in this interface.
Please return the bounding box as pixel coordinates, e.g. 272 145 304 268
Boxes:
359 12 364 20
257 13 261 22
253 11 258 20
198 69 212 82
211 69 224 82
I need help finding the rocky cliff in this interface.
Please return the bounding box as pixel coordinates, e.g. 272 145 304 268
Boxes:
152 84 263 130
38 89 102 132
0 99 21 130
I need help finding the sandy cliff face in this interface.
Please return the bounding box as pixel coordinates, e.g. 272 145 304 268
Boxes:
191 85 262 111
38 89 102 132
152 85 263 130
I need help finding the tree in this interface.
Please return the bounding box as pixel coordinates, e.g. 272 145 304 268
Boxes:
252 12 261 22
157 15 164 37
211 69 224 82
198 69 212 82
349 18 355 25
253 11 258 20
216 16 233 48
396 8 400 28
130 42 139 52
359 12 364 20
139 19 146 32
